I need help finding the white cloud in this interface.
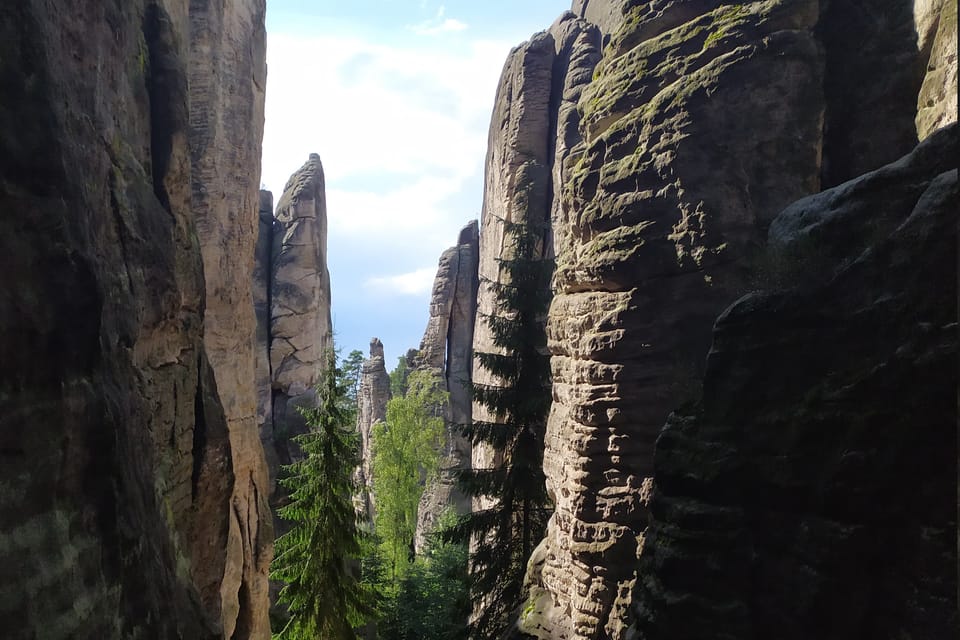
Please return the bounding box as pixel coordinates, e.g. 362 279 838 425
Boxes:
365 268 437 296
261 32 513 244
410 18 468 35
407 4 469 36
261 34 502 185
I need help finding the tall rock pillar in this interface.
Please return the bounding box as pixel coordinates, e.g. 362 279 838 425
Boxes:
413 221 480 551
269 154 333 461
356 338 392 521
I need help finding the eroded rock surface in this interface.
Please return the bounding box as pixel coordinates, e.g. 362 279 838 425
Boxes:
529 4 825 637
356 338 391 521
269 154 333 465
414 222 479 551
471 12 601 506
916 0 958 139
634 124 958 640
189 2 271 635
0 1 268 637
254 190 277 494
572 0 628 37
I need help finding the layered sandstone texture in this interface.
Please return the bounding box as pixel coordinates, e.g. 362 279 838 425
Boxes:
634 124 958 640
0 1 268 638
527 3 826 637
414 222 479 552
472 11 602 504
356 338 391 521
190 1 271 636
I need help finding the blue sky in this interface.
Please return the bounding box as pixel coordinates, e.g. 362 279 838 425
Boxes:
262 0 570 369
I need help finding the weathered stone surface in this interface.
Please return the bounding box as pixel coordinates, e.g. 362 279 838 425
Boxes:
468 11 604 636
414 221 479 552
356 338 391 521
916 0 958 139
189 2 270 635
634 124 958 640
254 190 277 495
0 1 266 637
447 222 481 445
572 0 629 37
527 3 826 638
472 26 557 506
269 154 333 463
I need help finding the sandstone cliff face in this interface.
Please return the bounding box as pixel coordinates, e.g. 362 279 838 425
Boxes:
572 0 629 37
528 4 825 637
0 1 267 637
634 124 958 640
414 222 479 551
356 338 391 521
472 11 602 509
253 157 333 618
189 2 271 635
497 1 959 638
254 190 277 493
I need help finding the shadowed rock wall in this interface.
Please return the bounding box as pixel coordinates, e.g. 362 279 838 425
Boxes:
634 124 958 640
0 1 269 637
468 1 960 638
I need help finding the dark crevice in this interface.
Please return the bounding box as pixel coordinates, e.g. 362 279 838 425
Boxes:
231 499 254 640
143 3 184 215
192 353 208 501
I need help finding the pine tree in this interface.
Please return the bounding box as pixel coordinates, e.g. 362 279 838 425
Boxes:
449 219 553 640
271 349 378 640
341 349 365 402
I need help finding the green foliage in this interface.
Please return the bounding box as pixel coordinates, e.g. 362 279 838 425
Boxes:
389 353 413 397
271 350 378 640
376 511 470 640
341 349 365 402
448 219 554 640
373 370 447 580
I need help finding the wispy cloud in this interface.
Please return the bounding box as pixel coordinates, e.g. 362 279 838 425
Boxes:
408 5 468 35
366 268 437 296
410 18 468 35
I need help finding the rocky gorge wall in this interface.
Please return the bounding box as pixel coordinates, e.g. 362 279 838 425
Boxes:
0 1 270 638
465 0 957 638
413 221 480 551
634 122 957 640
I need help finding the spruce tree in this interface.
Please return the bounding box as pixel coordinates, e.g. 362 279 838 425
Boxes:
449 219 553 640
271 349 378 640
